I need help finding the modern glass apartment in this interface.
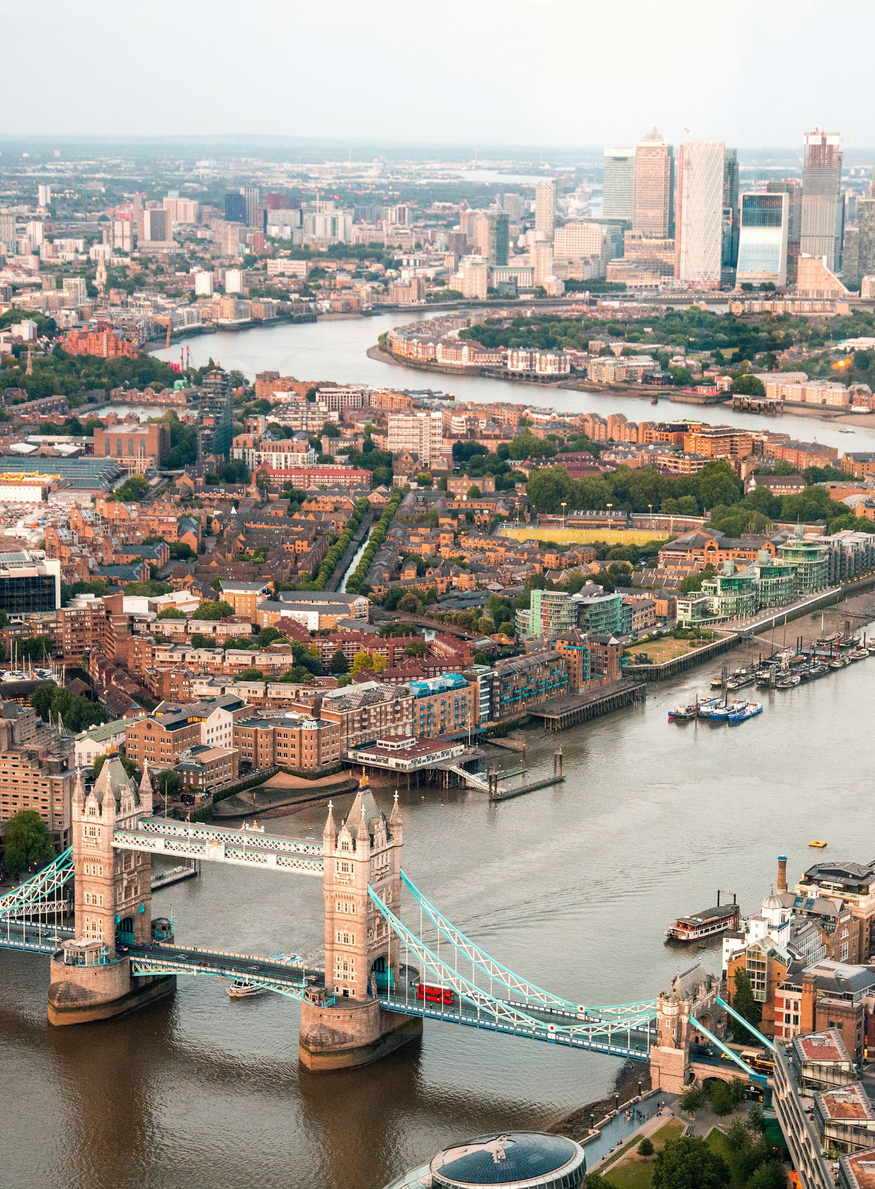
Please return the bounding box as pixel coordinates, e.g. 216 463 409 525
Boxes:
737 192 789 287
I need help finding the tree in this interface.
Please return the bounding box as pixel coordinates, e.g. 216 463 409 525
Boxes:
256 626 282 648
709 1079 735 1116
157 607 186 620
329 650 349 674
732 373 766 396
638 1137 654 1157
190 633 210 649
651 1136 731 1189
678 564 717 594
350 651 376 675
113 474 149 502
726 1117 751 1152
192 600 234 620
746 1103 767 1137
729 969 762 1043
240 667 264 681
404 639 427 658
679 1086 707 1115
2 809 53 875
526 466 572 513
467 484 481 498
155 770 181 800
398 592 421 613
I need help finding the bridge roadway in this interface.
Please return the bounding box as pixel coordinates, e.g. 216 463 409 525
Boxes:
0 920 73 954
127 942 324 996
377 988 654 1058
112 817 324 876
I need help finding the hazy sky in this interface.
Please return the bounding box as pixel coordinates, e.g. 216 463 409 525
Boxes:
5 0 874 151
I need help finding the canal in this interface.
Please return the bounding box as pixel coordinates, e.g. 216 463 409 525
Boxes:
3 317 875 1189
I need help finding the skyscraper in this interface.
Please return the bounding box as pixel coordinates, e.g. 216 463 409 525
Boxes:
766 180 802 282
722 149 739 268
856 198 875 286
801 131 843 271
198 367 234 462
675 140 725 288
633 128 674 237
487 212 510 266
736 193 788 287
535 181 556 241
244 187 261 228
225 191 246 224
603 148 635 220
38 184 51 208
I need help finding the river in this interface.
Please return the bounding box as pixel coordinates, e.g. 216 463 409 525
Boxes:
148 311 875 454
4 317 875 1189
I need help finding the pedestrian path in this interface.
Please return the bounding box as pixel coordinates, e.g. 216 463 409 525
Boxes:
586 1096 678 1169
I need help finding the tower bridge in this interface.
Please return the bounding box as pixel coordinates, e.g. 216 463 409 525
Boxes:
0 757 770 1084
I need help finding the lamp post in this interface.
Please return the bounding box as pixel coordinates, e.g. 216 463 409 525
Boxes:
607 502 613 546
648 503 653 531
561 501 567 534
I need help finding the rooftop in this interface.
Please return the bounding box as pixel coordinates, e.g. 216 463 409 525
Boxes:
795 1028 852 1066
841 1148 875 1189
818 1083 874 1122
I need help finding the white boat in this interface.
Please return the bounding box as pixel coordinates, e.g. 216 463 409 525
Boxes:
227 979 267 999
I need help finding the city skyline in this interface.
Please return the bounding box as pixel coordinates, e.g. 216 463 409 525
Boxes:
4 0 875 148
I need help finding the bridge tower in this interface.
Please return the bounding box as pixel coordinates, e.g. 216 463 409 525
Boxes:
47 759 175 1025
649 964 724 1092
299 773 422 1070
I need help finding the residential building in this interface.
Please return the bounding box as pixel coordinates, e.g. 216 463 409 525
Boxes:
737 192 789 287
675 140 725 288
0 747 73 850
218 580 272 621
409 674 475 739
801 131 844 271
857 199 875 284
722 148 739 268
75 716 145 768
796 859 875 959
535 181 556 241
175 745 238 794
767 179 803 282
633 128 674 238
124 695 248 768
292 682 414 750
530 239 554 288
487 213 509 266
233 713 342 772
527 588 577 638
225 191 246 223
553 223 604 260
460 255 489 299
488 650 568 719
198 367 234 460
603 148 635 220
387 410 444 468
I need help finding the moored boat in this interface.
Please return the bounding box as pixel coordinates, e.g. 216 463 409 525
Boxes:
228 980 267 998
668 704 698 721
727 701 763 724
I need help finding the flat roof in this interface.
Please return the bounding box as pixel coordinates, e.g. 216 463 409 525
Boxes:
819 1084 874 1121
842 1149 875 1189
796 1028 851 1065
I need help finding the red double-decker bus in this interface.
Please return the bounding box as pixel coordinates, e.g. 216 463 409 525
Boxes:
417 983 455 1005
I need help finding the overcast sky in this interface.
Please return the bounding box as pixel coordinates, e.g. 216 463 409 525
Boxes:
4 0 874 152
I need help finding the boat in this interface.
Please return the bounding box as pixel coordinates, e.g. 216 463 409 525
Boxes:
809 840 827 849
727 701 763 724
228 979 267 998
708 700 748 721
848 648 870 661
710 675 725 689
829 657 848 670
697 698 722 718
668 704 698 721
775 673 801 689
665 901 740 942
726 674 756 691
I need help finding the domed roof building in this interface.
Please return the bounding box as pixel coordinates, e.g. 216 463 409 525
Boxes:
383 1132 586 1189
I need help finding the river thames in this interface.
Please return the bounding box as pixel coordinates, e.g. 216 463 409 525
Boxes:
3 316 875 1189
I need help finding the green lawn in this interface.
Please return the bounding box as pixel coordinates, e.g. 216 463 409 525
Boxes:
599 1119 685 1189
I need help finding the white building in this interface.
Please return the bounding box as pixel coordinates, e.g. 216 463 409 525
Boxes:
530 239 554 288
535 181 556 241
675 140 725 287
553 223 604 259
386 410 444 467
62 277 88 306
737 192 789 287
224 269 243 294
38 184 51 208
460 255 488 299
194 270 214 296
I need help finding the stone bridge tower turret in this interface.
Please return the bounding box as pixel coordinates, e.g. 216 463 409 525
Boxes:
299 773 422 1070
650 964 724 1093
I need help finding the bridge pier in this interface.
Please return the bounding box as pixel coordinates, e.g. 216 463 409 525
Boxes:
47 948 175 1026
649 964 725 1093
299 993 421 1070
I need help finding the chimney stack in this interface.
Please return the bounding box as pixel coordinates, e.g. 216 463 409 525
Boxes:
777 855 788 893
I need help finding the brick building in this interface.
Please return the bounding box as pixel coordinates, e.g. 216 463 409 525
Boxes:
94 423 171 472
233 713 341 771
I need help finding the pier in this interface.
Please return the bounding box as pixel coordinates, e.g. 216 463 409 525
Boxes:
530 680 647 731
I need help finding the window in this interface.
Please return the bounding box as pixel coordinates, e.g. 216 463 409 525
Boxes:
335 930 356 946
841 942 849 961
85 824 99 838
84 892 104 907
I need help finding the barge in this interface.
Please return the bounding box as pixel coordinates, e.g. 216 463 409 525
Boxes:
665 899 740 942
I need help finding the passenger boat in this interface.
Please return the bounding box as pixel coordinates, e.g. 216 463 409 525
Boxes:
665 901 740 942
228 979 268 998
727 701 763 724
809 840 827 849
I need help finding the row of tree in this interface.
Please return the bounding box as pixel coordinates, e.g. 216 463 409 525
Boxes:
345 488 405 594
